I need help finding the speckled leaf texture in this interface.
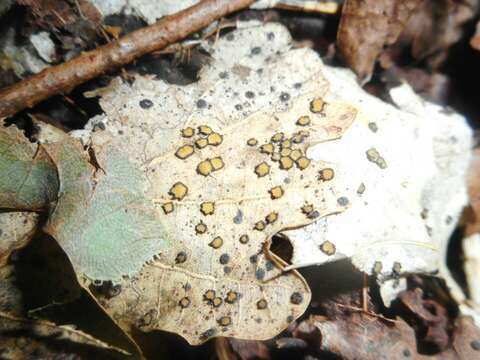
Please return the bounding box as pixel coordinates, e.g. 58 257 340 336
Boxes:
0 124 58 210
52 23 357 344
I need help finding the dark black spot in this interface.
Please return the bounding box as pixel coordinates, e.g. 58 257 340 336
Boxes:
224 266 232 274
255 268 265 281
226 33 234 41
280 92 290 102
118 130 124 135
94 122 106 131
251 46 261 55
139 99 153 109
267 32 275 40
293 82 302 89
196 99 207 108
176 251 187 264
290 292 303 304
307 211 320 219
219 71 228 79
245 91 255 99
233 209 243 224
403 348 411 357
286 315 294 322
368 122 378 132
471 340 480 351
265 260 274 271
249 255 258 264
337 197 349 206
219 253 230 265
255 317 262 323
445 215 453 225
235 104 243 111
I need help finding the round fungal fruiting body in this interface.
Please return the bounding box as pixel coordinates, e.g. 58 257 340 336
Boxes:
279 156 294 170
175 145 195 159
319 240 336 256
179 297 191 308
197 160 213 176
255 162 270 177
310 98 324 113
209 236 223 249
301 204 314 215
319 168 335 181
225 291 238 304
269 186 284 199
162 202 174 214
256 299 268 309
212 297 222 307
265 212 278 224
239 234 249 244
195 138 208 149
260 143 274 154
195 221 207 234
200 202 215 215
290 292 303 304
203 290 216 301
210 157 225 171
181 127 195 138
207 132 223 146
169 182 188 200
198 125 213 135
296 116 311 126
254 220 266 231
218 316 232 327
296 156 311 170
175 251 187 264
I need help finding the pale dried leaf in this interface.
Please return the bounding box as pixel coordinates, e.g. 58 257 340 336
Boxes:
0 212 39 265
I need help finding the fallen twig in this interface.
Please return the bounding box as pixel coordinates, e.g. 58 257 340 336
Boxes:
0 0 255 118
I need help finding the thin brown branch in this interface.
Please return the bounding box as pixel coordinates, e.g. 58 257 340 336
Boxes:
0 0 255 118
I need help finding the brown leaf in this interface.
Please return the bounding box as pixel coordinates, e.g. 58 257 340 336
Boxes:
471 21 480 51
465 147 480 236
337 0 422 81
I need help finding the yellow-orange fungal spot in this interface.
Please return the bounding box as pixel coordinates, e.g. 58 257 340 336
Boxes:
269 186 284 199
281 139 291 149
203 290 216 301
260 143 274 154
271 132 284 142
195 138 208 149
239 234 249 244
200 202 215 215
310 98 324 113
210 157 225 171
266 212 279 224
290 149 302 161
207 132 223 146
319 240 336 256
280 148 291 157
271 152 281 162
195 221 207 234
301 204 314 214
209 236 223 249
296 156 311 170
319 168 335 181
197 160 213 176
179 297 191 308
198 125 212 135
175 145 194 159
256 299 268 309
279 156 294 170
181 127 195 138
255 162 270 177
254 220 266 231
162 202 174 214
225 291 239 304
218 316 232 326
247 138 258 146
169 182 188 200
212 297 223 307
296 116 311 126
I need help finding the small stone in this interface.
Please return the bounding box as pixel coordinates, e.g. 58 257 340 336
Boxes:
295 156 311 170
260 143 274 154
319 240 336 255
357 183 366 194
254 221 266 231
255 162 270 177
290 149 302 161
207 132 223 146
296 116 311 126
195 138 208 149
209 236 223 249
139 99 153 109
169 182 188 200
310 98 324 113
219 253 230 264
198 125 212 135
175 251 187 264
280 156 294 170
247 138 258 146
195 222 207 234
210 157 225 171
181 127 195 138
200 202 215 215
175 145 195 159
269 186 284 199
162 202 174 214
197 160 213 176
265 212 278 224
319 168 335 181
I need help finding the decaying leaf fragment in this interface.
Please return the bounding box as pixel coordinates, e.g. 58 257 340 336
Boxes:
35 23 357 344
0 124 58 210
337 0 423 81
0 212 39 265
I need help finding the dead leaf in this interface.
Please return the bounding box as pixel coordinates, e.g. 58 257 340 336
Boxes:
471 21 480 51
0 124 58 211
337 0 423 81
0 212 38 265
